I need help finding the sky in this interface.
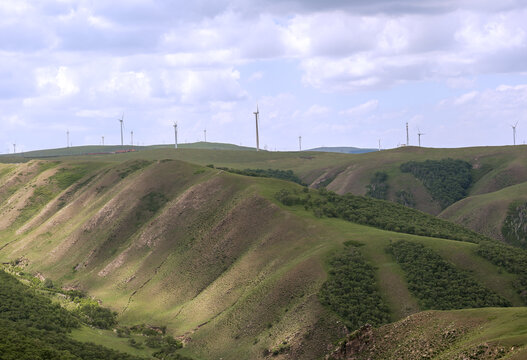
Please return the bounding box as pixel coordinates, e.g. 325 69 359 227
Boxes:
1 0 527 152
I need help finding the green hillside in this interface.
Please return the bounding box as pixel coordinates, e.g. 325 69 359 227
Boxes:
1 145 527 358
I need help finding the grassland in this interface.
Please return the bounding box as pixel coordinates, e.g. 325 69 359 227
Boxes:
0 145 527 358
329 307 527 359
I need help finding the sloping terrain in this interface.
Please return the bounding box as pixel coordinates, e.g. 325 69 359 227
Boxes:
327 308 527 360
1 150 527 359
0 159 346 359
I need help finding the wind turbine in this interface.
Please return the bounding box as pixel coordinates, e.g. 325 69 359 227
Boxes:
298 136 302 151
204 129 207 142
67 129 70 148
254 105 260 151
417 128 425 147
130 131 134 146
173 122 178 149
118 113 124 146
511 121 519 146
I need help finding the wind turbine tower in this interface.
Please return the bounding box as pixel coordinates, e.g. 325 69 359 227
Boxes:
298 136 302 151
13 144 16 154
67 130 70 148
417 128 425 147
512 121 519 145
406 122 409 146
102 136 104 146
173 122 178 149
204 129 207 142
118 113 124 146
254 105 260 151
378 139 381 151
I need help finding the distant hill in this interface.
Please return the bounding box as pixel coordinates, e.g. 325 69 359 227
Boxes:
307 146 378 154
0 142 255 160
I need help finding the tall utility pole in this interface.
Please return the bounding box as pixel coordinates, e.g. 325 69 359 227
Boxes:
406 122 409 146
67 130 70 148
204 129 207 142
118 113 124 146
173 122 178 149
254 105 260 151
298 136 302 151
130 131 134 146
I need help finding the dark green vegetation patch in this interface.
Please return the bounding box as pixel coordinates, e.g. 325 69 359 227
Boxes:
395 189 415 208
0 270 143 360
501 200 527 248
387 241 510 309
275 188 487 243
400 158 472 208
476 241 527 304
365 171 389 200
319 244 390 331
214 166 306 185
117 160 152 179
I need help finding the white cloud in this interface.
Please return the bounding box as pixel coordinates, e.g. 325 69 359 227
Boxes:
35 66 79 96
99 71 151 99
1 0 527 151
455 14 526 52
340 100 379 116
305 104 329 117
248 71 263 81
454 91 478 105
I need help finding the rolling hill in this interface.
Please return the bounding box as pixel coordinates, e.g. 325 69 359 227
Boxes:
12 142 527 248
1 145 527 358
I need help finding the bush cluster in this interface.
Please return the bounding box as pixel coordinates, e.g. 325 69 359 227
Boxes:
275 188 488 243
319 244 391 331
214 166 306 185
387 240 510 309
400 158 472 209
0 270 143 360
365 171 389 200
475 241 527 304
395 189 415 208
74 304 117 330
501 201 527 248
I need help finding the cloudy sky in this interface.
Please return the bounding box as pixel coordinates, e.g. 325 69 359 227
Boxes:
1 0 527 152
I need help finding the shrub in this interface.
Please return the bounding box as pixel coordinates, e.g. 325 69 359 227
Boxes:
365 171 389 200
75 304 117 329
319 246 391 331
387 240 510 309
475 241 527 304
275 188 488 243
400 158 472 209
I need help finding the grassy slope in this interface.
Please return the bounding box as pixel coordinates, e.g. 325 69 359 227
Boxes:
439 182 527 242
330 307 527 359
0 154 526 358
